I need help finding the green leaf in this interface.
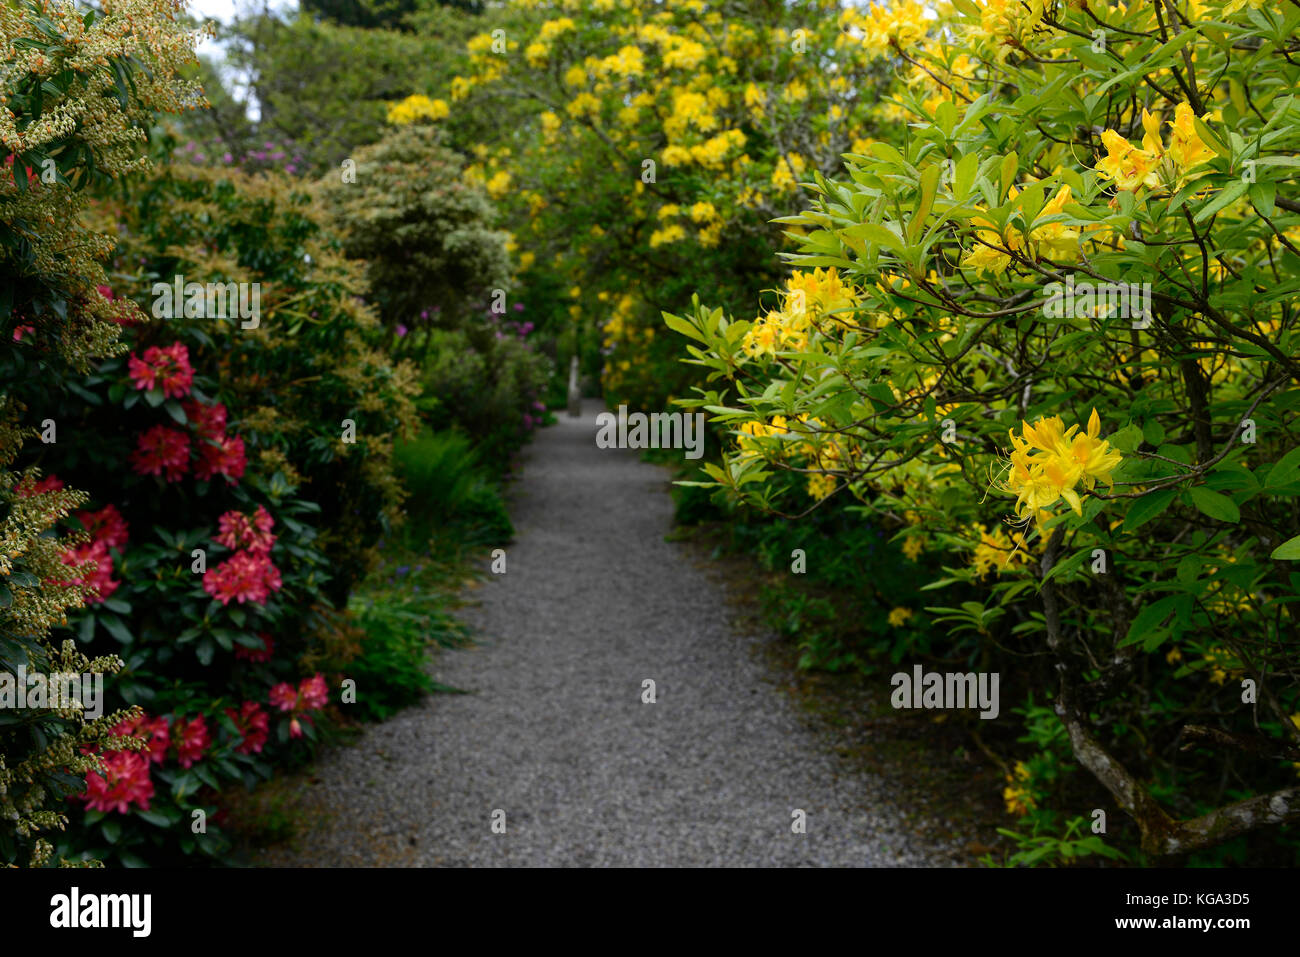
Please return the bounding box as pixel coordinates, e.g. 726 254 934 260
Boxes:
1108 424 1144 453
662 311 706 343
1270 535 1300 560
1121 594 1179 648
1192 117 1230 158
1188 485 1240 523
99 614 133 645
1265 447 1300 488
1193 180 1248 224
1123 488 1176 532
135 808 172 828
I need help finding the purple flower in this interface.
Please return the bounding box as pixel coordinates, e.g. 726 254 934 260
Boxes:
420 309 429 319
286 164 297 175
513 302 525 312
395 323 409 337
221 152 234 164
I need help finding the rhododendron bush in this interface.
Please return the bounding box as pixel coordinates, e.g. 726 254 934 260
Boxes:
1 0 428 867
671 0 1300 858
0 0 212 867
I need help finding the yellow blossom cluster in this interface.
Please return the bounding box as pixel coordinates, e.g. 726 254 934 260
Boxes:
386 94 449 125
1003 761 1035 816
1095 101 1216 192
962 184 1081 274
994 410 1123 532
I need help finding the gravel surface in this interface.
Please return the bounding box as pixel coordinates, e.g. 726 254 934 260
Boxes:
261 400 952 867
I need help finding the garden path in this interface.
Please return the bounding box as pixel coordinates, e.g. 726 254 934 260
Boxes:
262 400 949 866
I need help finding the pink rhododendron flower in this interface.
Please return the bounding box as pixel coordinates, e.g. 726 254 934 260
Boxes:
81 749 154 814
172 715 210 768
111 713 171 765
202 549 281 605
77 503 129 551
127 342 194 399
269 674 329 738
269 682 298 712
182 399 227 439
194 433 246 484
299 673 329 710
131 425 190 482
56 540 120 604
216 505 275 553
225 701 270 754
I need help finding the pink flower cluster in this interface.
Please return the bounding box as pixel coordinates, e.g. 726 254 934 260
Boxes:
186 397 246 484
129 424 190 481
203 507 282 606
55 502 130 605
128 342 194 399
172 715 210 769
78 503 129 550
125 346 246 485
225 701 270 755
111 713 170 764
269 673 329 738
81 750 155 814
216 504 275 552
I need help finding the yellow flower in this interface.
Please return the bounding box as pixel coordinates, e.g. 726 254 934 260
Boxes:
887 606 913 627
995 409 1122 530
1096 126 1160 191
1003 762 1035 815
962 213 1022 274
1167 101 1216 172
1030 185 1081 261
807 472 837 500
649 224 686 247
485 170 512 199
901 536 925 561
689 201 717 223
385 94 449 125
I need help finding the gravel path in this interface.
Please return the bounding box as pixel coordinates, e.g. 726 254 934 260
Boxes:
261 400 950 867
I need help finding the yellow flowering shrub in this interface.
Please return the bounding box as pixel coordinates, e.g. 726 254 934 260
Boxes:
671 0 1300 859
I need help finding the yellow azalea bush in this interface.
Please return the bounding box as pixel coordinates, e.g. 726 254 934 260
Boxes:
427 0 901 409
670 0 1300 859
